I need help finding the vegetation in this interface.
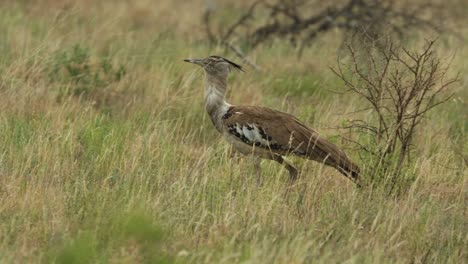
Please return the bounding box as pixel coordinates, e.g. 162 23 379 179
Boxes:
334 39 459 192
0 0 466 263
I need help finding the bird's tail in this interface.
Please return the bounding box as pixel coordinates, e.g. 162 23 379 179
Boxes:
334 158 361 187
290 121 361 186
317 143 361 186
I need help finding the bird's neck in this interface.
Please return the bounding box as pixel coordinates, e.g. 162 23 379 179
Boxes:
205 74 230 131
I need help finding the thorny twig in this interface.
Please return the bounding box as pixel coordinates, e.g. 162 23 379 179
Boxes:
203 0 463 57
333 39 458 182
203 0 262 71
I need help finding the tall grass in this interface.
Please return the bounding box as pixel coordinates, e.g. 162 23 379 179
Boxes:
0 1 466 263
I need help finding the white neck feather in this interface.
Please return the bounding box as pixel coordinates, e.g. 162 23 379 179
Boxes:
204 77 231 132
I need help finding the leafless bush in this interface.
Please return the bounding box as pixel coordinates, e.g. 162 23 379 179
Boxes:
333 39 458 186
204 0 461 60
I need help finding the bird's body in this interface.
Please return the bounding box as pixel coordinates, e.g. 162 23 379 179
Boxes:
185 56 360 185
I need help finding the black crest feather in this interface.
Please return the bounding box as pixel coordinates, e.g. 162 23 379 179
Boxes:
209 55 244 72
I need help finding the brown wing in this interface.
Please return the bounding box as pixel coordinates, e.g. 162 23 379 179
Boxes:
223 106 360 180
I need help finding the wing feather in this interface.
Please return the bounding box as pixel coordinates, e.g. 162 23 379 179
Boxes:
223 106 360 179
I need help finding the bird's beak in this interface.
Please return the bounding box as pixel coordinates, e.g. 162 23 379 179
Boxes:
183 58 204 66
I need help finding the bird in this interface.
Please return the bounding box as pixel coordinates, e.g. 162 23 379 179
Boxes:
184 55 360 186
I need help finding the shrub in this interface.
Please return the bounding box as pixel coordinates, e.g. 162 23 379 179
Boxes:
49 44 126 107
333 39 458 190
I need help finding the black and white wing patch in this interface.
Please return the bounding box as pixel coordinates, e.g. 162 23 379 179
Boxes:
227 123 271 146
226 122 306 156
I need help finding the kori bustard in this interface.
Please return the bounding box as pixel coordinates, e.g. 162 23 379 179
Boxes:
184 56 360 186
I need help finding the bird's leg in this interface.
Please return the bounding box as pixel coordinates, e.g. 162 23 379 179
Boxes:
227 147 242 187
253 157 262 186
272 155 298 182
228 146 242 163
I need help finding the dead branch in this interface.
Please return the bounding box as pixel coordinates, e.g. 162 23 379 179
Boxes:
203 0 462 57
333 38 458 181
202 1 262 71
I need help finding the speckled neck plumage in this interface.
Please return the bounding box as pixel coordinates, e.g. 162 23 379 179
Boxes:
204 73 231 132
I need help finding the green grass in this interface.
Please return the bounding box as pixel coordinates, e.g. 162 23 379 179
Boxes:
0 1 466 263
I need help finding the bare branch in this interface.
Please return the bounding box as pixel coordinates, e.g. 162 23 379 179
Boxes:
221 1 262 43
204 0 462 56
335 38 458 181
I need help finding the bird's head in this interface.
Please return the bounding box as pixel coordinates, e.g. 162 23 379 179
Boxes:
184 56 243 77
